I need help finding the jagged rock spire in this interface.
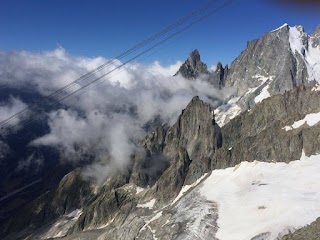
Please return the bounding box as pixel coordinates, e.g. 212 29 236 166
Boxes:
174 49 209 79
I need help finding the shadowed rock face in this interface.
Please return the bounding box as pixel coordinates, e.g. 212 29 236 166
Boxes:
208 62 228 89
175 49 209 79
133 96 222 189
126 96 223 210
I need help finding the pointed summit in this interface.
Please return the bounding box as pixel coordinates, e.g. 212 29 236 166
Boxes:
311 25 320 37
271 23 289 32
175 49 209 79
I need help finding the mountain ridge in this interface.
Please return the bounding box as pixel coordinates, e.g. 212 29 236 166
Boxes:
1 23 320 240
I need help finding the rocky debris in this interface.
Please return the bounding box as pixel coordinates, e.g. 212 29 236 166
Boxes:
282 218 320 240
174 49 209 79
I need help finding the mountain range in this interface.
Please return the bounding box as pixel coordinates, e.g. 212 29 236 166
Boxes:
0 23 320 240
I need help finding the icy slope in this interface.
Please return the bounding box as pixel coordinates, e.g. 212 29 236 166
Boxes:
289 26 320 82
198 152 320 240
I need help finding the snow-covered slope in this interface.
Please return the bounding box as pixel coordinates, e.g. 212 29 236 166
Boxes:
289 26 320 83
214 24 320 127
171 152 320 240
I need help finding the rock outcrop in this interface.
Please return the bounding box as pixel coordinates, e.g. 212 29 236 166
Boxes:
282 218 320 240
208 62 228 89
133 96 222 190
213 86 320 170
175 49 209 79
311 24 320 37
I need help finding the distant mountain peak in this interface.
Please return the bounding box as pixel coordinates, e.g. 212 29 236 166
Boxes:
271 23 289 32
174 49 209 79
311 25 320 37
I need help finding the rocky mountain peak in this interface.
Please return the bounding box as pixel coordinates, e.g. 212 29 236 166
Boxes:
175 49 209 79
271 23 289 32
215 62 223 72
311 24 320 37
187 49 201 68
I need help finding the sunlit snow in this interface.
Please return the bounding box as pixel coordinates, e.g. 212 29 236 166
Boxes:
289 26 320 82
271 23 288 32
199 152 320 240
137 198 156 209
254 85 271 103
282 112 320 131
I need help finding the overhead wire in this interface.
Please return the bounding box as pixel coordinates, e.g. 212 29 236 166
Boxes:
0 0 233 133
0 0 222 128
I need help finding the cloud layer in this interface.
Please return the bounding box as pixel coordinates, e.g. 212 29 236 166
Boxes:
0 48 227 183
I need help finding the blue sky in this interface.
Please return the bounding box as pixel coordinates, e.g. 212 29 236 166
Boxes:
1 0 320 67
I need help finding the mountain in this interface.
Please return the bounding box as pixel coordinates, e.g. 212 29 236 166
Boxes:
174 49 209 79
1 23 320 240
211 24 320 126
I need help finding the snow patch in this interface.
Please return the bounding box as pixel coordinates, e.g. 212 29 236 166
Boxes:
282 112 320 131
136 187 145 194
66 209 82 219
171 173 208 205
271 23 289 32
140 211 163 233
312 84 320 91
289 26 320 82
252 74 274 84
289 26 305 56
254 85 271 103
214 97 241 127
199 152 320 240
137 198 156 209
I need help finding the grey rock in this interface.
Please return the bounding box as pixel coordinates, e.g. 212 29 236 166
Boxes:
131 97 222 191
175 49 209 79
225 25 305 96
52 169 95 215
213 86 320 170
153 148 190 205
311 24 320 37
282 218 320 240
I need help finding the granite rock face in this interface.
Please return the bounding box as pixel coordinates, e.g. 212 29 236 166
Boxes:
131 96 222 199
213 86 320 170
208 62 227 89
175 49 209 79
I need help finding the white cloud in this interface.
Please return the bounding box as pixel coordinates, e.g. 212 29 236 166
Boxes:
0 96 27 127
209 64 217 72
0 48 228 183
16 152 43 172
